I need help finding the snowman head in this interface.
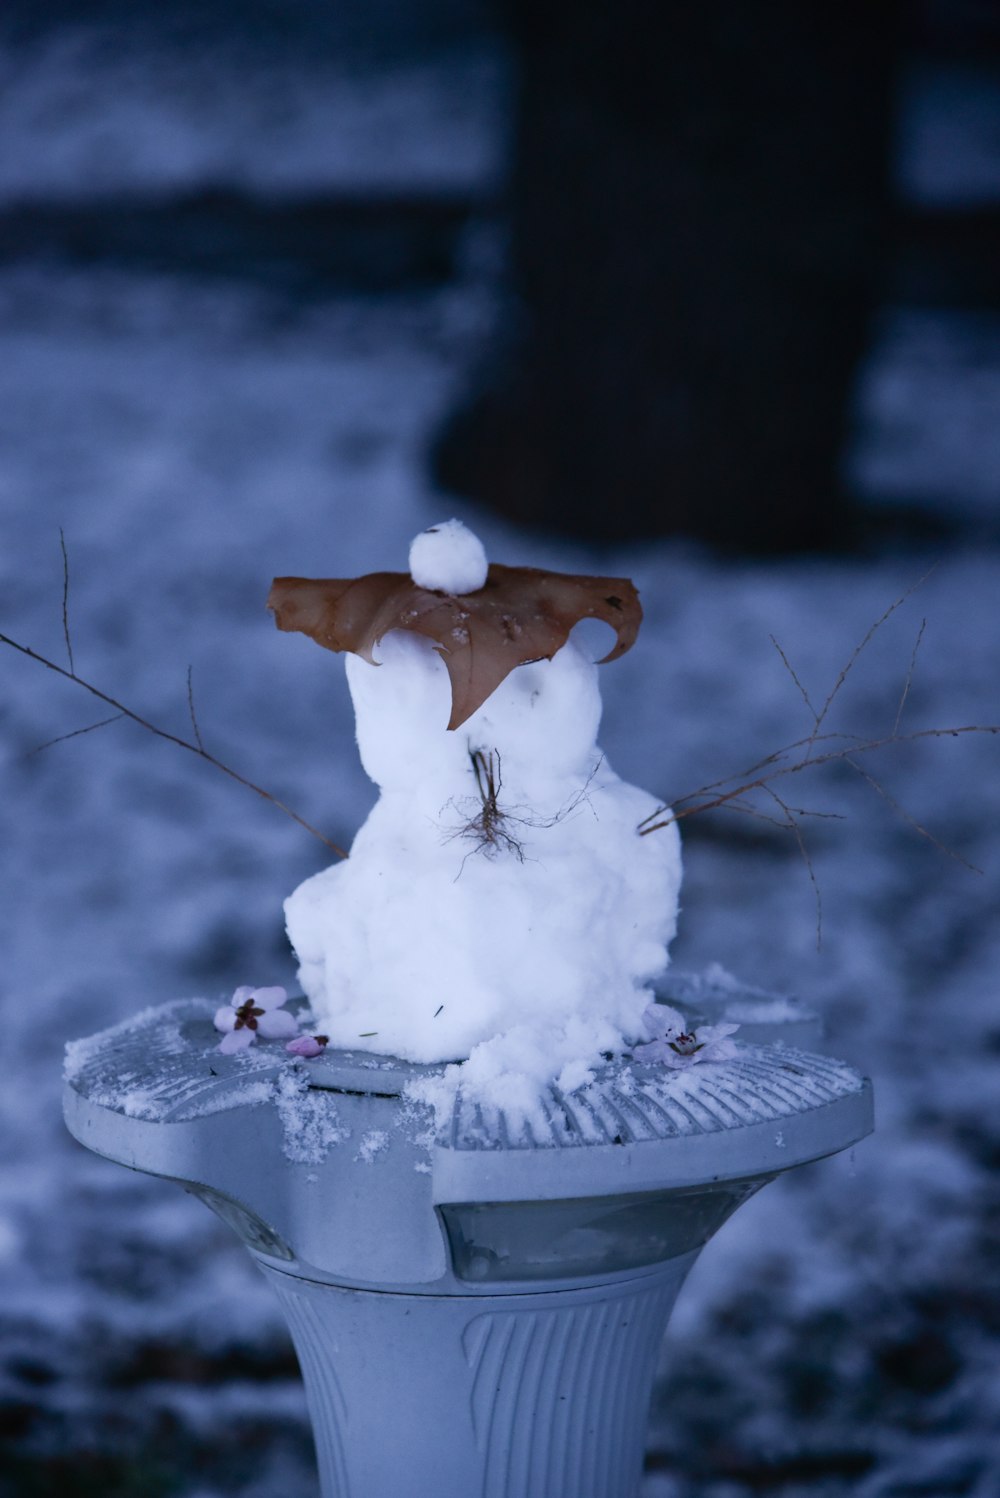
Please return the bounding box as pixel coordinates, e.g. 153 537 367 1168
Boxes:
268 519 642 734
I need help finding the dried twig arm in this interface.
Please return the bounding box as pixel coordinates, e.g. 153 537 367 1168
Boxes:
638 724 999 838
0 630 348 859
25 713 125 758
59 527 75 677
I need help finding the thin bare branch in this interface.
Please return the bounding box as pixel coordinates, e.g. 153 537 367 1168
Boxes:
710 798 799 832
893 618 927 737
637 723 1000 837
642 577 944 834
0 629 348 859
678 778 832 938
770 635 816 723
778 806 847 821
59 528 75 677
699 797 845 833
637 729 875 829
25 713 124 758
806 567 937 758
765 786 823 948
187 664 205 753
639 585 979 936
845 755 982 873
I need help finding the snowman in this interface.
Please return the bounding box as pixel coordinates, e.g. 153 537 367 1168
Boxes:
269 522 681 1111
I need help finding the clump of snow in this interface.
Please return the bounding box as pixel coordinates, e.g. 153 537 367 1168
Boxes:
406 1013 636 1138
285 527 682 1122
354 1129 389 1164
119 1085 175 1121
272 1069 349 1165
408 517 489 595
556 1058 596 1095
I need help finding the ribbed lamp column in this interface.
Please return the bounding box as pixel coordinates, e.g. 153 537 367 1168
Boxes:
265 1265 689 1498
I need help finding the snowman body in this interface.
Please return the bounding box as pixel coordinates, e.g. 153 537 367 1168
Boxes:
286 626 682 1082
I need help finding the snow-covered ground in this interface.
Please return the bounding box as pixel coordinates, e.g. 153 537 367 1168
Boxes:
0 22 507 201
0 25 998 1498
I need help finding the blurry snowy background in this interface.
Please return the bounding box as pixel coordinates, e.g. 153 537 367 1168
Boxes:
1 3 998 1496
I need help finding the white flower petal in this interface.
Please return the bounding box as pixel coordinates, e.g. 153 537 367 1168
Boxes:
252 986 288 1012
703 1036 739 1063
699 1023 740 1044
642 1003 686 1040
257 1008 298 1040
213 1007 237 1034
659 1050 694 1069
219 1028 255 1053
230 985 255 1007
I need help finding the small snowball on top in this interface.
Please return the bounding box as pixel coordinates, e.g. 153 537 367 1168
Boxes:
408 519 489 596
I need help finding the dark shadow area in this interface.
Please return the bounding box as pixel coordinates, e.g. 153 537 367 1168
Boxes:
1 2 993 553
0 190 482 295
432 0 1000 552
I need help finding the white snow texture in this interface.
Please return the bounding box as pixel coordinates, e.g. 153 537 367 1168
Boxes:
408 517 489 594
285 534 682 1109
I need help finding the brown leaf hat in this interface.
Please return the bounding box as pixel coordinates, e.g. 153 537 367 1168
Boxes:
268 563 642 731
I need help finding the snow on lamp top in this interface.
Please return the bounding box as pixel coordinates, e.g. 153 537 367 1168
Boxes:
267 517 642 730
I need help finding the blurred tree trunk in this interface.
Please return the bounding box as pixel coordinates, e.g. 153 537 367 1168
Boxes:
433 2 902 552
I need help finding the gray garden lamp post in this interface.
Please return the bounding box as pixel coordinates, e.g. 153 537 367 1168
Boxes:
64 980 871 1498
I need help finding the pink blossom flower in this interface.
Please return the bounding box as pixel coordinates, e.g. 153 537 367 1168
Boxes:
213 985 297 1054
286 1033 329 1059
633 1003 739 1070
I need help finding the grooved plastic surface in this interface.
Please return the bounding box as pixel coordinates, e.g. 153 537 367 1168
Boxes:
262 1262 690 1498
446 1047 863 1151
64 997 862 1149
463 1278 681 1498
271 1278 351 1497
